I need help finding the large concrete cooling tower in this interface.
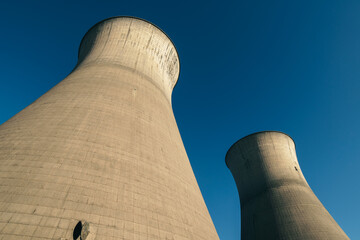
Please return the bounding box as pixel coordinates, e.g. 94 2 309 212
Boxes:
0 17 219 240
226 131 349 240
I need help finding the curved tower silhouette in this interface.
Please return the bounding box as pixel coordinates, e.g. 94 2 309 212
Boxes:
226 131 349 240
0 17 219 240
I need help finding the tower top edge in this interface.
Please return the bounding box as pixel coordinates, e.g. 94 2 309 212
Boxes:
225 131 295 168
77 16 180 88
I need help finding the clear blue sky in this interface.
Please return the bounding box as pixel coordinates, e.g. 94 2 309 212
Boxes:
1 0 359 239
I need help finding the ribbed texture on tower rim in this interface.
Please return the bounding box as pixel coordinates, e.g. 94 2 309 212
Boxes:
77 17 180 102
0 17 219 240
226 131 349 240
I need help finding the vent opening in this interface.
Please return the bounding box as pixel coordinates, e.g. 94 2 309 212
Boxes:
73 221 82 240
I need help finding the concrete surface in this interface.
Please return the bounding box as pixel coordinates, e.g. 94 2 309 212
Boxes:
226 131 349 240
0 17 219 240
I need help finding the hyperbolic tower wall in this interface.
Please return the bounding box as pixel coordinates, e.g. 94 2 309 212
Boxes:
0 17 219 240
226 131 349 240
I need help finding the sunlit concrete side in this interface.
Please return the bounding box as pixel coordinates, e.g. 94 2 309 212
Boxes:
0 17 219 240
226 131 349 240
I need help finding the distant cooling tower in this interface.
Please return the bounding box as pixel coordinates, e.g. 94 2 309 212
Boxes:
226 131 349 240
0 17 219 240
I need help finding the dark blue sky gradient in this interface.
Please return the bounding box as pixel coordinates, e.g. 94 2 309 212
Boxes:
1 1 360 239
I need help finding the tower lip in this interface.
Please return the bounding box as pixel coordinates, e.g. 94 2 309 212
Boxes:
225 131 295 168
77 16 181 89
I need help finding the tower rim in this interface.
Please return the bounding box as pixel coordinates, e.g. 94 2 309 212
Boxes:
225 131 296 168
77 16 181 89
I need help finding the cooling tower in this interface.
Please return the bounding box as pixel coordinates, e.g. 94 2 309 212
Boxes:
0 17 219 240
226 131 349 240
